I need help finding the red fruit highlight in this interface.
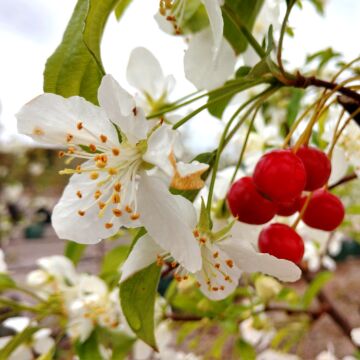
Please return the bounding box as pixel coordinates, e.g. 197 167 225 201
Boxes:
227 176 276 225
276 197 301 216
296 146 331 191
300 189 345 231
253 149 306 203
258 223 304 263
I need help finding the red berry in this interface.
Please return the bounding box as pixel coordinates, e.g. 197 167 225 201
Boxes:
258 223 304 263
300 189 345 231
253 149 306 203
276 197 301 216
296 146 331 191
227 177 276 225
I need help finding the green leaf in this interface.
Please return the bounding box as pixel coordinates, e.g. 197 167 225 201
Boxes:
36 347 55 360
301 271 333 309
120 263 161 349
64 241 87 265
306 48 341 72
0 273 16 291
234 339 256 360
286 88 304 127
76 331 103 360
198 198 211 232
0 327 39 360
222 0 265 55
44 0 119 104
114 0 132 20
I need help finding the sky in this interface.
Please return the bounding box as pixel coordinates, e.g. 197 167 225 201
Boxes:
0 0 359 146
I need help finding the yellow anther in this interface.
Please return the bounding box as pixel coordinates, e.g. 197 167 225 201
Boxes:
220 286 225 291
171 261 177 268
89 144 97 152
67 146 75 154
213 252 219 258
114 182 121 192
224 275 231 282
112 193 120 204
100 134 107 143
212 287 219 291
125 205 132 213
76 165 82 172
66 133 74 142
108 167 117 175
131 213 140 220
78 210 85 216
94 190 102 199
90 172 99 180
199 237 206 245
105 222 113 229
195 282 201 288
98 201 106 210
225 259 234 268
214 263 220 269
77 122 83 130
58 151 65 158
112 209 123 217
156 255 164 266
33 127 44 136
183 275 189 280
76 190 82 199
175 275 182 282
112 148 120 156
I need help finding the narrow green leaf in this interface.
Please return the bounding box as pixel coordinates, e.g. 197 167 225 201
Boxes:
0 273 16 291
44 0 119 104
0 327 39 360
234 339 256 360
76 331 102 360
286 88 304 126
36 347 55 360
120 263 161 349
114 0 132 20
301 271 333 309
64 241 87 265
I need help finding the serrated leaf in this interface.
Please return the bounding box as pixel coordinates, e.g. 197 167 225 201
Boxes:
120 263 161 349
0 327 39 360
64 241 87 265
44 0 119 104
301 271 332 309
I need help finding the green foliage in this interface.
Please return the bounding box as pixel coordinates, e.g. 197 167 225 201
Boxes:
36 347 55 360
64 241 87 265
306 48 341 72
119 263 161 349
0 273 16 291
76 331 103 360
44 0 120 104
114 0 132 20
0 327 39 360
301 271 332 309
234 339 256 360
286 89 304 127
222 0 265 55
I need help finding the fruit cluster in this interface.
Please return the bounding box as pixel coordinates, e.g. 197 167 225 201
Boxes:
227 146 345 264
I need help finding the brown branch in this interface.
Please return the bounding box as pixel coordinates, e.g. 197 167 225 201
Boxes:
328 172 358 190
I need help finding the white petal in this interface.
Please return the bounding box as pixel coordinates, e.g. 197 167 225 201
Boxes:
33 329 55 355
220 240 301 282
328 146 348 185
184 30 236 90
3 317 31 333
37 256 77 284
77 274 108 297
0 249 7 273
195 243 241 301
120 234 162 282
127 47 165 99
351 327 360 346
52 167 126 244
137 173 201 272
98 75 149 144
143 125 179 176
16 93 118 147
202 0 223 54
176 161 209 177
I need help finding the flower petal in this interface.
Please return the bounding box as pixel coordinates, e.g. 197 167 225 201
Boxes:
16 93 118 147
120 234 162 282
98 75 150 144
184 29 236 90
137 173 201 272
143 125 179 176
127 47 165 99
219 240 301 282
328 146 348 185
202 0 223 54
52 165 138 244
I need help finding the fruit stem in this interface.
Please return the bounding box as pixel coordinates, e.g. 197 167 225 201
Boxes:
291 192 313 230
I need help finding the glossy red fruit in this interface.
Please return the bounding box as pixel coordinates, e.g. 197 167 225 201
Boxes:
258 223 304 263
296 146 331 191
253 149 306 203
276 197 301 217
227 177 277 225
300 189 345 231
